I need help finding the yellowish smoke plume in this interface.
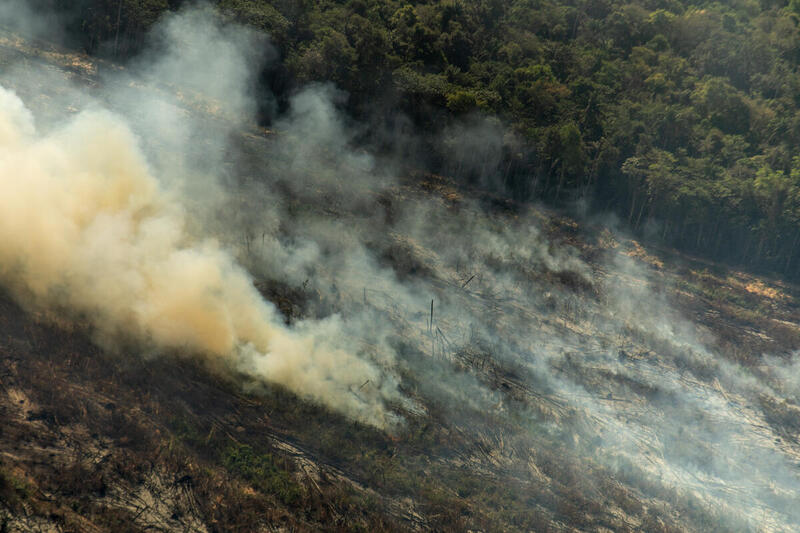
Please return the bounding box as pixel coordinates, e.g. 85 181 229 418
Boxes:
0 86 398 428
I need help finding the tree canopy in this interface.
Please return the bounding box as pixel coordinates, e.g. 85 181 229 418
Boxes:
44 0 800 277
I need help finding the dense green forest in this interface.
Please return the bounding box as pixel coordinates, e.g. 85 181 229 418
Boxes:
34 0 800 277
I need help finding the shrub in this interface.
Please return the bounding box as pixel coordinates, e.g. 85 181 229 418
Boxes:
222 443 302 506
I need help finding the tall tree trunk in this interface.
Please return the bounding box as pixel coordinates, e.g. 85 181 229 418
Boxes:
785 229 800 273
114 0 123 57
634 197 647 231
756 235 766 263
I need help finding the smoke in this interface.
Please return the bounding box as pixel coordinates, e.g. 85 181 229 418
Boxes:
439 114 507 189
0 80 401 430
4 2 800 530
0 0 63 43
137 4 266 122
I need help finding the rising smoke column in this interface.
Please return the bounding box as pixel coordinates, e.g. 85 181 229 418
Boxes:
0 85 401 428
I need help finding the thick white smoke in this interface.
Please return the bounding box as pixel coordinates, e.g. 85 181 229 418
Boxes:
0 85 401 428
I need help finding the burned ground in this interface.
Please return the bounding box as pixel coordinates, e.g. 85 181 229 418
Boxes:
3 23 800 533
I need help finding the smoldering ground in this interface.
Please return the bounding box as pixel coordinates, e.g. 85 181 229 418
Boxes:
2 3 800 531
0 5 406 429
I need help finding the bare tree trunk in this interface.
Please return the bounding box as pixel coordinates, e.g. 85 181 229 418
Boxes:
114 0 123 57
713 223 724 256
628 192 637 224
742 233 752 263
756 235 766 262
784 229 800 272
634 197 647 230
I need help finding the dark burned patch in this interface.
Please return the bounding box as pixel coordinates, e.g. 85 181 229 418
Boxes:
551 269 596 295
552 352 676 405
375 192 396 226
545 215 581 237
758 395 800 444
454 345 556 406
478 195 521 216
378 238 435 280
254 279 314 324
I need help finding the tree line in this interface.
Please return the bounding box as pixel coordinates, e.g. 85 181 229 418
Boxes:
38 0 800 277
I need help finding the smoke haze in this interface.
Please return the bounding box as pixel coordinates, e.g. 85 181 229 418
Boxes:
3 3 800 531
0 80 401 429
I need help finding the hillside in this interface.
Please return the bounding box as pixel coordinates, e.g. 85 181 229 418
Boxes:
6 189 800 532
18 0 800 278
2 5 800 533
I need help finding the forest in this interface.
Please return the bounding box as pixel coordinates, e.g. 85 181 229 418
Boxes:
6 3 800 531
33 0 800 277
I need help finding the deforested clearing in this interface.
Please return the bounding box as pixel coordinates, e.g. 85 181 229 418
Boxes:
2 3 800 532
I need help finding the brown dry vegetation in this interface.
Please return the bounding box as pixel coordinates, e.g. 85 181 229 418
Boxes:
4 197 797 531
3 27 800 532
